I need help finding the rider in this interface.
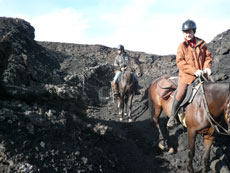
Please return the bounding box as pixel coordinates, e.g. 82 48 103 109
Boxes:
167 19 213 127
111 45 141 98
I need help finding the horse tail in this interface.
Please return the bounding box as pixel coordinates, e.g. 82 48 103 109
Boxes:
148 85 155 123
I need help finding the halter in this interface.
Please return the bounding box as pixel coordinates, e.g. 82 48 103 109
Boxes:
199 75 230 136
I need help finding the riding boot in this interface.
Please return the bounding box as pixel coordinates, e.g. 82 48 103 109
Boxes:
167 99 181 127
134 80 141 95
111 81 119 98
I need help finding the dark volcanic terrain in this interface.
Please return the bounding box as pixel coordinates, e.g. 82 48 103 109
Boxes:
0 17 230 173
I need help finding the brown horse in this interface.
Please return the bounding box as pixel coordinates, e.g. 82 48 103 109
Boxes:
116 70 139 122
148 74 230 172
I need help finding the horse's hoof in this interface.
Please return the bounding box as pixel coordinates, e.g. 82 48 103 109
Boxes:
158 143 165 150
128 118 132 122
168 147 174 154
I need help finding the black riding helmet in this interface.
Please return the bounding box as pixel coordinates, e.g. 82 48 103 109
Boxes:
117 45 125 52
182 19 196 33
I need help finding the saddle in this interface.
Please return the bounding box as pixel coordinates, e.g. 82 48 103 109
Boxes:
156 77 177 100
157 76 201 127
157 76 200 106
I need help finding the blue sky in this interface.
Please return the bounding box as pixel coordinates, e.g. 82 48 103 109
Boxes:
1 0 230 55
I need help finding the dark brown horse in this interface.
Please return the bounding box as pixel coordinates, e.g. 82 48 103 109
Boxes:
148 74 230 172
116 70 139 122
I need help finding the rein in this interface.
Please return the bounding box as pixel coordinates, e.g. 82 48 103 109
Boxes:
199 76 230 136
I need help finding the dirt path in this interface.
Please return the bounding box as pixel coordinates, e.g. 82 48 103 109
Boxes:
86 94 230 173
87 96 182 172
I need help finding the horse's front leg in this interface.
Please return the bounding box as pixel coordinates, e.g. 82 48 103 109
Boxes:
124 96 128 117
117 96 121 108
187 128 196 173
127 94 134 122
202 134 214 173
119 95 124 121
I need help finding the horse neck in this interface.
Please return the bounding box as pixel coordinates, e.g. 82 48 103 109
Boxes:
121 71 132 81
204 82 230 106
119 71 133 87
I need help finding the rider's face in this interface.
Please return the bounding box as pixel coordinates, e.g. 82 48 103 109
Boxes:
183 29 194 41
117 50 122 54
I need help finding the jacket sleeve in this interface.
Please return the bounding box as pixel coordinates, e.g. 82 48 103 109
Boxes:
114 56 120 70
176 44 197 75
203 46 212 69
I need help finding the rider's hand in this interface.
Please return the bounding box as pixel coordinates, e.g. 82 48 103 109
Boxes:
203 68 211 76
194 70 203 77
121 67 127 72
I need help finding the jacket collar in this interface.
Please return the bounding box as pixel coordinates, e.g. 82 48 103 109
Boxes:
184 37 204 48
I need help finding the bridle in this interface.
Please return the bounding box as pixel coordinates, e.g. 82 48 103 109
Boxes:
199 75 230 136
